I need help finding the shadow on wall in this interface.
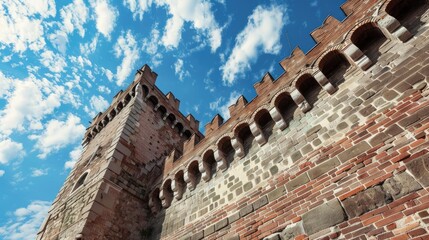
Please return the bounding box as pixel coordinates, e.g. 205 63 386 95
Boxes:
386 0 429 35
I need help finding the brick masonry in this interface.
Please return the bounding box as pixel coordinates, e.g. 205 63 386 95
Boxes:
37 0 429 239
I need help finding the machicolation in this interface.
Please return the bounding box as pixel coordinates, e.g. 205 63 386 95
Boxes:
38 0 429 239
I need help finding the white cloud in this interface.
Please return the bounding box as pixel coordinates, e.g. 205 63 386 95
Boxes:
0 75 69 136
102 67 114 81
64 145 82 169
49 30 68 54
0 170 4 177
98 85 111 94
0 0 55 52
40 50 67 73
209 91 241 119
90 95 109 112
174 59 190 81
0 139 25 165
123 0 153 20
123 0 222 52
161 0 222 52
90 0 118 39
142 25 163 66
0 72 14 98
220 4 288 85
60 0 88 37
80 35 99 55
114 30 139 86
31 168 48 177
0 200 51 240
69 55 92 68
30 114 85 159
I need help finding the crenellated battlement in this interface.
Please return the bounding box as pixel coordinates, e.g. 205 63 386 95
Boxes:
144 0 429 226
146 0 403 179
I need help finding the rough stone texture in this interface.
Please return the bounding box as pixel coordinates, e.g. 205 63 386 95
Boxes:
308 158 340 180
342 185 391 218
302 199 346 235
281 222 304 240
406 155 429 187
285 173 309 192
382 171 422 199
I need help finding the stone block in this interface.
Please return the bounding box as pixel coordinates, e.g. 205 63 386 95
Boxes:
406 155 429 187
369 132 389 147
382 172 422 200
263 233 281 240
337 141 370 163
253 195 268 210
341 185 390 218
385 124 403 136
226 235 240 240
239 204 254 217
267 186 286 202
204 225 215 237
308 157 340 180
228 212 240 224
215 218 228 231
398 114 420 128
302 199 346 235
281 222 304 240
285 173 309 192
291 151 302 162
191 231 204 240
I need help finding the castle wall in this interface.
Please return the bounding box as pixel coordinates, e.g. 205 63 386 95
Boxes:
38 0 429 239
146 1 429 239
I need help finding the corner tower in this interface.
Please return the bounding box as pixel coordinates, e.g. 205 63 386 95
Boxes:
37 65 203 240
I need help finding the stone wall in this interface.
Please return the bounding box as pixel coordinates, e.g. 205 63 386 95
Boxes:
146 0 429 239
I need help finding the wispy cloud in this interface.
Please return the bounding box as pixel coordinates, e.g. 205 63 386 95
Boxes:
0 0 55 52
90 0 118 39
65 145 82 169
123 0 223 52
0 200 51 240
31 168 48 177
209 91 242 119
220 4 289 85
0 139 25 165
29 114 85 159
84 95 110 116
114 30 139 86
174 59 190 81
142 24 163 67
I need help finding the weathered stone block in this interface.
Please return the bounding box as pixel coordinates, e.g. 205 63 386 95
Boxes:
253 195 268 210
239 204 254 217
285 173 309 192
267 186 286 202
282 222 304 240
406 155 429 187
342 185 390 218
228 212 240 224
337 141 370 163
204 225 215 237
302 199 346 235
215 218 228 231
191 231 204 240
263 233 281 240
382 172 422 200
308 158 340 180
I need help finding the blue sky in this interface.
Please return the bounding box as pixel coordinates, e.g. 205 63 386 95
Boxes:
0 0 346 238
